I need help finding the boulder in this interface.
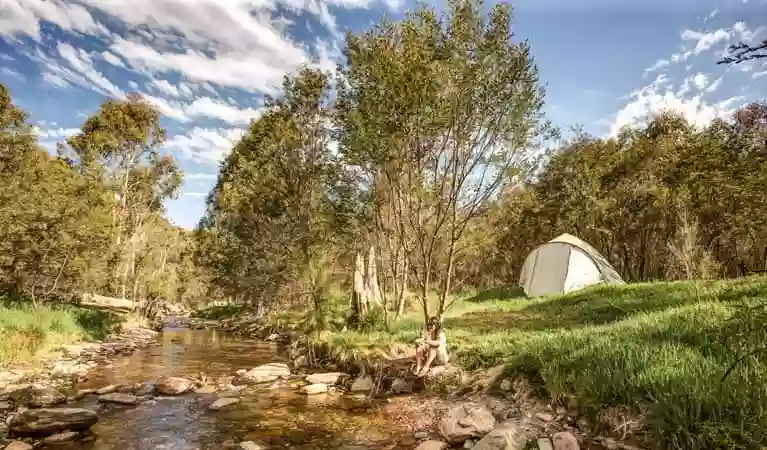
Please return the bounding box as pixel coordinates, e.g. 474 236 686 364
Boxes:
43 431 80 444
8 408 98 436
235 363 291 384
9 387 66 408
195 385 218 394
552 432 579 450
98 393 140 405
305 372 346 385
350 375 374 392
4 441 33 450
209 397 240 411
471 421 527 450
156 376 194 395
439 403 496 444
390 378 413 394
134 383 155 397
300 383 328 395
415 441 448 450
95 385 120 395
73 389 95 400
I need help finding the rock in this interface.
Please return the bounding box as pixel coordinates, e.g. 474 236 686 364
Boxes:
95 385 120 395
0 401 12 411
414 431 429 440
3 441 33 450
9 387 66 408
43 431 79 443
300 383 328 395
350 375 374 392
499 379 512 391
73 389 95 400
535 412 554 422
390 378 412 394
98 393 140 405
305 372 345 385
438 403 496 444
209 397 240 411
156 376 194 395
134 383 155 397
464 440 475 449
471 421 527 450
235 363 291 384
552 432 579 450
415 441 448 450
195 385 217 394
537 438 554 450
239 442 265 450
8 408 98 436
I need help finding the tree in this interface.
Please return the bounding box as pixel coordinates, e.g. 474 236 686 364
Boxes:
336 0 548 321
719 39 767 65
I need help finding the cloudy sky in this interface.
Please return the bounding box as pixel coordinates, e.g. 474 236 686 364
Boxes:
1 0 765 229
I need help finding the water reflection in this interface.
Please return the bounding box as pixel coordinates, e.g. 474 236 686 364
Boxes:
54 329 411 449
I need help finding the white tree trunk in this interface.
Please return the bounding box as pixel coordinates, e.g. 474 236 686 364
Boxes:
353 251 368 316
366 245 383 307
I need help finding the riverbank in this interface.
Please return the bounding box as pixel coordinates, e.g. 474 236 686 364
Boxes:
196 277 767 449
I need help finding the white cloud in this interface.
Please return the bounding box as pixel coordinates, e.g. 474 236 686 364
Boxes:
141 95 261 124
681 28 731 55
150 79 181 97
35 43 123 98
128 80 139 90
101 51 125 68
165 127 246 165
33 127 80 139
754 70 767 79
610 74 744 136
183 192 208 198
692 72 708 90
644 59 670 75
0 0 106 40
1 67 24 81
186 173 218 181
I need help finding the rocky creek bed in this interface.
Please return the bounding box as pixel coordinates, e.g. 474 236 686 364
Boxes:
0 320 630 450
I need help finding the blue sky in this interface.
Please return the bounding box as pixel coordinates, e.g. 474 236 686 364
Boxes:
1 0 765 229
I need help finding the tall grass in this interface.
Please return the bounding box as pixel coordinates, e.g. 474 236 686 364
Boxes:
0 299 127 366
307 277 767 449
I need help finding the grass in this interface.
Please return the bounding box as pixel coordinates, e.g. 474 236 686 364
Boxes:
0 296 128 367
301 277 767 449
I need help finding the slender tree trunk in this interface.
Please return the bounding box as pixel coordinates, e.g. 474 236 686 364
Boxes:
366 245 383 307
395 257 408 319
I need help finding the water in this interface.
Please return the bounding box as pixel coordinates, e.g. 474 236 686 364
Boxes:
58 327 423 450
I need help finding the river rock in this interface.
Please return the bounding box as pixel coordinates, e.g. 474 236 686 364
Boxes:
156 376 194 395
209 397 240 411
134 383 155 397
350 375 374 392
195 385 217 394
95 385 120 395
73 389 96 400
43 431 80 443
98 393 140 405
235 363 291 384
390 378 412 394
300 383 328 395
8 408 98 436
4 441 33 450
305 372 345 385
415 440 448 450
239 442 265 450
439 403 495 444
552 432 579 450
537 438 554 450
9 387 66 408
471 421 527 450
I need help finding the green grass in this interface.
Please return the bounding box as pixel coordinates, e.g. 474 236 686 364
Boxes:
306 277 767 449
0 297 127 366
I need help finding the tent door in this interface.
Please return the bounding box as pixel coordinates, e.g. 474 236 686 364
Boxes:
528 243 571 296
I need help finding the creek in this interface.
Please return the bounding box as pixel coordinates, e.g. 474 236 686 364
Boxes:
55 324 421 450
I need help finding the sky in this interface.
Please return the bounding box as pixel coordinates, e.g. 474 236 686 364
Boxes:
0 0 765 230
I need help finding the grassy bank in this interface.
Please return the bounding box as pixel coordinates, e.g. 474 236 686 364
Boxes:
217 278 766 449
0 298 128 366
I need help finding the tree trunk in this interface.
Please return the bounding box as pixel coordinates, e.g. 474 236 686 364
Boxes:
395 257 408 319
353 251 368 317
366 245 383 307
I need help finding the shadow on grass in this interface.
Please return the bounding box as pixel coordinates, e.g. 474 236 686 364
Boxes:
465 286 526 303
72 308 125 341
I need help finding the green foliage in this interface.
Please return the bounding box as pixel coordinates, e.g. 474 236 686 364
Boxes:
311 278 767 449
192 304 244 320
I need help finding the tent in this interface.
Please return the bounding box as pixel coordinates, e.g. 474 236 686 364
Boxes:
519 233 624 297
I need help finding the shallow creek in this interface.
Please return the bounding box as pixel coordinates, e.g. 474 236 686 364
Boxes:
57 325 421 450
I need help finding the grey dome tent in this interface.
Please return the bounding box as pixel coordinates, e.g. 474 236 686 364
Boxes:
519 233 625 297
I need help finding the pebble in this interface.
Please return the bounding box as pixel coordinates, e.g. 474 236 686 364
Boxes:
43 431 80 444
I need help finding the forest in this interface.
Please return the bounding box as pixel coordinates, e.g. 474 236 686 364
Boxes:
0 1 764 324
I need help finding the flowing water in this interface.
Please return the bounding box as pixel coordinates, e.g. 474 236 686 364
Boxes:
56 325 424 450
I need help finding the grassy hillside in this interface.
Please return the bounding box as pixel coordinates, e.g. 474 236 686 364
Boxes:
309 277 767 449
0 297 127 366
